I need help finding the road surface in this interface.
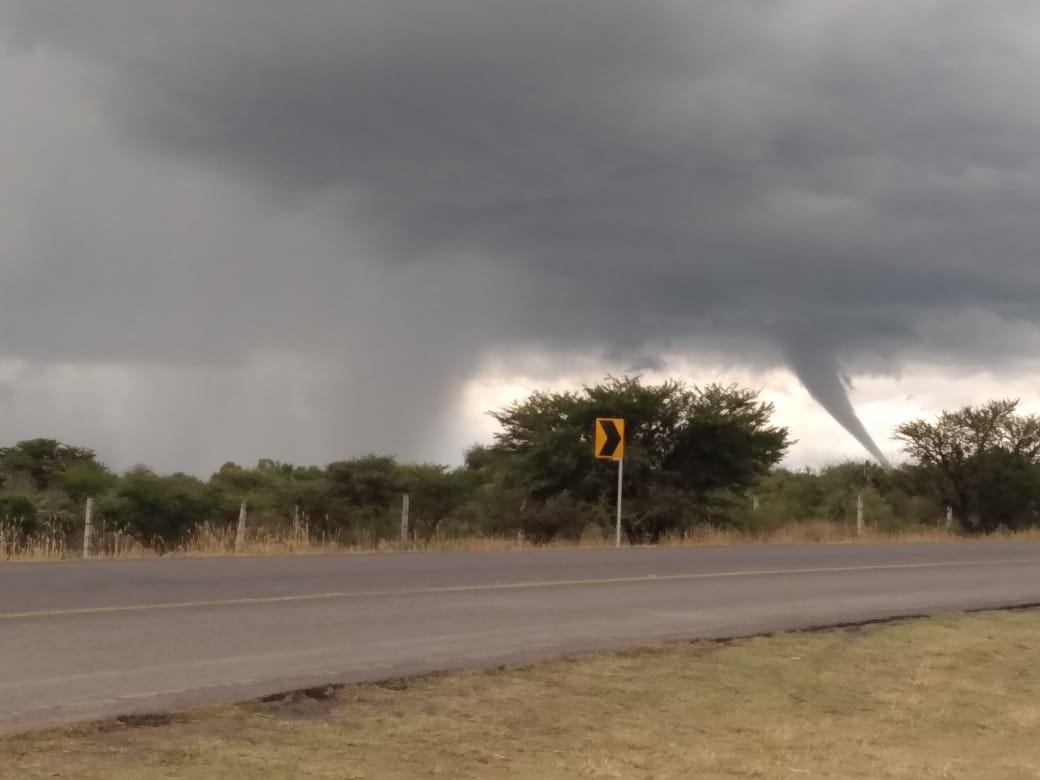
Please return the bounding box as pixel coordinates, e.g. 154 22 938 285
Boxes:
2 541 1040 731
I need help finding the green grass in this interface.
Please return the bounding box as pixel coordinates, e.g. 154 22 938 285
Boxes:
5 610 1040 778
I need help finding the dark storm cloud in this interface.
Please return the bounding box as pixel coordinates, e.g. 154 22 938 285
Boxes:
4 1 1040 463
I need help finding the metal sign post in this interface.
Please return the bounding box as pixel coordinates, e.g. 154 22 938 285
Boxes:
595 418 625 549
615 456 624 548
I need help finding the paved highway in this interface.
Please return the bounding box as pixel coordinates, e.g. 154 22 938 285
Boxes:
2 541 1040 731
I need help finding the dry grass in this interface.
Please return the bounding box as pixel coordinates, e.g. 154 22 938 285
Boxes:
0 525 68 560
4 610 1040 779
673 519 1040 546
6 520 1040 562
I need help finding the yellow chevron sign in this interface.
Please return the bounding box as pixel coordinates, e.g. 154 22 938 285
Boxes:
594 418 625 460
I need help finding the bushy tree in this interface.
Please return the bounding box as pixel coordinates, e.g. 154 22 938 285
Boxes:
103 467 222 544
58 462 117 503
325 456 402 512
742 460 941 532
481 376 791 541
0 439 100 491
895 399 1040 531
398 463 473 541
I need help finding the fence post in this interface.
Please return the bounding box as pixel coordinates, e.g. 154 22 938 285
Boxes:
946 506 953 530
235 501 247 553
856 493 865 537
400 494 410 545
83 498 95 559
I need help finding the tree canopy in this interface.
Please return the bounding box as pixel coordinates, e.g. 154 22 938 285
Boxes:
5 381 1040 556
895 399 1040 531
481 376 791 541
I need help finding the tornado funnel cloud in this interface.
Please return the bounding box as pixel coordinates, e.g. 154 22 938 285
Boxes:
784 348 891 467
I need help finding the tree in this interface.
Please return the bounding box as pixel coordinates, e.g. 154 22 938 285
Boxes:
0 439 100 491
398 463 473 541
895 399 1040 531
58 462 117 503
481 376 791 541
104 467 222 544
324 456 402 511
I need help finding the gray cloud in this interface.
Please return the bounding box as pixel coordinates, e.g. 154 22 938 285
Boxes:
3 1 1040 467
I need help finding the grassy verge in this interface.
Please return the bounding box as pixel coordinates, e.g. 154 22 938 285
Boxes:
5 610 1040 779
7 522 1040 562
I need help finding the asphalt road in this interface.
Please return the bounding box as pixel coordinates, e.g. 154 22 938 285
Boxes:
2 541 1040 731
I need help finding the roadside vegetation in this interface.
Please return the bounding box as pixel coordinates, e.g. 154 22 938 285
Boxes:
3 377 1040 559
4 610 1039 779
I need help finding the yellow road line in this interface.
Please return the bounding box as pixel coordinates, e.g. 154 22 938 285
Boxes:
2 558 1036 621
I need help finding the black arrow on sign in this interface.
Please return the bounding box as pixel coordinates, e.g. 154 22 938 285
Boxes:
598 419 622 458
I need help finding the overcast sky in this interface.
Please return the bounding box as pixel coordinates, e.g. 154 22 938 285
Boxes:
3 1 1040 474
